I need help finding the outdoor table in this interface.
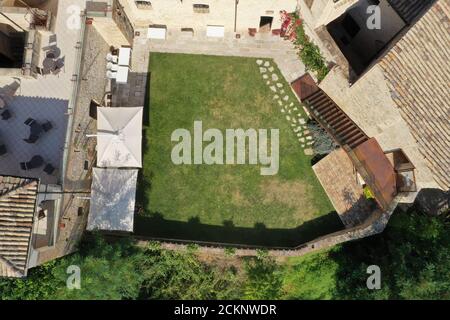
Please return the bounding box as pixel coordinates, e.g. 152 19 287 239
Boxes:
30 122 43 136
116 66 129 84
28 155 44 169
46 46 61 59
42 58 56 73
118 47 131 66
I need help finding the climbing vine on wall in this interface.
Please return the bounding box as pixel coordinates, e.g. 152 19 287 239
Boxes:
280 10 330 81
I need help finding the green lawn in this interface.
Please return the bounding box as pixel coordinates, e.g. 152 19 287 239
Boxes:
135 53 342 246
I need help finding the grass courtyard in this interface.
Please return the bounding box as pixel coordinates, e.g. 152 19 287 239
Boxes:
135 53 343 247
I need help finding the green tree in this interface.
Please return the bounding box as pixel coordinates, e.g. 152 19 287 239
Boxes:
331 210 450 300
0 260 59 300
243 255 283 299
137 243 242 299
53 236 143 300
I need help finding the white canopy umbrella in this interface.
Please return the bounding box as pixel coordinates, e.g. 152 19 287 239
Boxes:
96 107 143 168
87 168 138 232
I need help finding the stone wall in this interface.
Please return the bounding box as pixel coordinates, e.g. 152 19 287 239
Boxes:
117 0 298 38
112 0 134 43
135 197 400 258
318 65 439 197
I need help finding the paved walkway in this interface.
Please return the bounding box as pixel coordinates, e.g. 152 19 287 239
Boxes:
37 20 111 266
132 30 306 83
255 58 315 154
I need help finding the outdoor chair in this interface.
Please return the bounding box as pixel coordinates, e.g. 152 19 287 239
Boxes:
24 118 36 126
272 29 281 36
23 134 39 144
48 34 57 47
22 155 44 170
1 109 11 120
42 121 53 132
53 56 65 75
0 144 6 156
43 163 56 175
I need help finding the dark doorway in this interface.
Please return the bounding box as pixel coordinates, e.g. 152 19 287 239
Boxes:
0 23 26 68
259 16 273 32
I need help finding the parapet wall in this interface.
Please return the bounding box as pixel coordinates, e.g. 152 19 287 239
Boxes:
135 198 399 257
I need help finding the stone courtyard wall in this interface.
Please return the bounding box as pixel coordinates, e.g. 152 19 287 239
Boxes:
117 0 298 37
135 198 400 258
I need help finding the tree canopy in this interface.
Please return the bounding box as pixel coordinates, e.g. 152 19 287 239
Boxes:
1 209 448 300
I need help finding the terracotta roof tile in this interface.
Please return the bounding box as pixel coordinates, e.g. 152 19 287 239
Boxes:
378 0 450 189
0 176 38 278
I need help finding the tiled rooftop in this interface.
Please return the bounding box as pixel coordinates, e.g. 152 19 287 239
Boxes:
313 148 374 228
0 175 38 278
378 0 450 190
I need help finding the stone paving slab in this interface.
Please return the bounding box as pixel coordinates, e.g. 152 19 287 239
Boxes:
133 30 306 83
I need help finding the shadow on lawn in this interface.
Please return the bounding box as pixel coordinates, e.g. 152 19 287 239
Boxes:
135 70 344 248
133 210 343 248
135 158 343 247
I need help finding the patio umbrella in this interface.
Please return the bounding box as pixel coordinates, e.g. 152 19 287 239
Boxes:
87 168 137 232
95 107 143 168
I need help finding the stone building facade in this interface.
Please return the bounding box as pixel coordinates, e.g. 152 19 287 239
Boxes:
297 0 449 202
115 0 298 39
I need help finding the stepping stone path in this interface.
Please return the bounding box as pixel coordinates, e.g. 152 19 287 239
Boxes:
256 59 315 154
